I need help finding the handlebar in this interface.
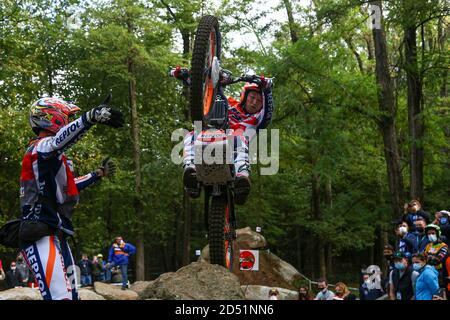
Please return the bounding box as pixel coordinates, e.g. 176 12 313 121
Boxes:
169 66 273 88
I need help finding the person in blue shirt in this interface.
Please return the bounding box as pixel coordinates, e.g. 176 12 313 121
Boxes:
402 200 431 232
432 210 450 242
412 217 430 254
394 220 415 261
106 236 136 290
412 253 439 300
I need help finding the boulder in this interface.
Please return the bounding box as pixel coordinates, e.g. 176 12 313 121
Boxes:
199 227 266 263
199 227 303 290
78 287 106 300
241 285 298 300
129 281 154 299
93 282 139 300
140 261 245 300
235 227 267 249
0 287 43 300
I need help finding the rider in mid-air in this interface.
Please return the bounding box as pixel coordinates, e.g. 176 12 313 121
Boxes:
20 95 123 300
171 67 274 204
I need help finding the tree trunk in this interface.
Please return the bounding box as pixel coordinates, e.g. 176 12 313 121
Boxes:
312 174 326 278
380 226 389 277
181 192 191 266
438 18 448 97
326 244 333 278
282 0 298 43
127 32 145 279
296 227 302 271
371 1 405 219
344 37 364 73
404 26 424 201
324 179 332 276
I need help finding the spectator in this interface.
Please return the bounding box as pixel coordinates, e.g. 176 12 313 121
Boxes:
91 254 106 282
5 261 23 289
15 253 29 287
444 255 450 298
382 244 395 292
333 282 356 300
394 220 415 260
268 288 279 300
314 278 335 300
432 210 450 242
413 253 439 300
359 273 384 300
0 260 5 281
298 286 313 300
402 200 431 231
388 251 418 300
423 224 448 287
412 217 430 253
106 236 136 290
78 254 93 287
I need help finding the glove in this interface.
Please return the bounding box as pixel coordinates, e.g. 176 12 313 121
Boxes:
260 76 273 92
85 93 124 128
98 157 116 178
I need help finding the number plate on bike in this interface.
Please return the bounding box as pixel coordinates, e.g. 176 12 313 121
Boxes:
194 130 234 185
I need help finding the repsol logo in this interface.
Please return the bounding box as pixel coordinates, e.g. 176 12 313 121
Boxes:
24 245 48 298
55 122 81 145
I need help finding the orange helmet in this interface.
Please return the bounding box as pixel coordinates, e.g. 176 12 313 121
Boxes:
239 82 262 107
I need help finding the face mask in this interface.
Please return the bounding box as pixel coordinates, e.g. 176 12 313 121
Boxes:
412 263 423 271
440 217 448 225
384 254 393 260
394 262 405 270
270 295 278 300
399 226 408 235
11 267 16 271
428 234 437 242
364 280 371 285
415 227 424 233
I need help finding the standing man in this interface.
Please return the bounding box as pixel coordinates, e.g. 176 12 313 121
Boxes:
5 261 23 289
15 253 29 287
19 95 123 300
78 254 93 287
388 251 418 300
107 236 136 290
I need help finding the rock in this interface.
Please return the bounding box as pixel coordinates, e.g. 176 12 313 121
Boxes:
78 287 106 300
93 282 139 300
199 227 303 290
199 227 266 263
141 261 245 300
241 285 298 300
0 287 43 300
236 227 267 249
130 281 154 299
233 250 303 290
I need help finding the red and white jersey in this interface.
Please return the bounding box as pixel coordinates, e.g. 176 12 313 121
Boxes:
227 89 273 141
20 115 99 235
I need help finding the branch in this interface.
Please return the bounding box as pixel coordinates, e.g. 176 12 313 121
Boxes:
159 0 177 23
